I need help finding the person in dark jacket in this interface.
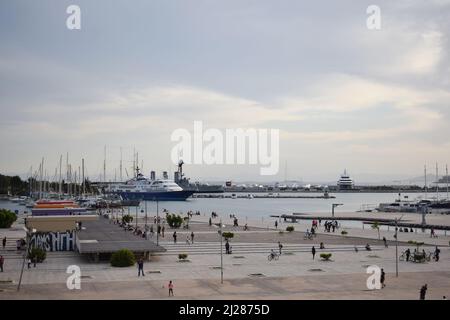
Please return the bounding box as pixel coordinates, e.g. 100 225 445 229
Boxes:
420 284 428 300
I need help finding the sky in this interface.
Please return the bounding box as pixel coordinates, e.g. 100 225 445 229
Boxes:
0 0 449 183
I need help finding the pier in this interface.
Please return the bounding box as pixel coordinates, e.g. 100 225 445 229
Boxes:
271 214 450 232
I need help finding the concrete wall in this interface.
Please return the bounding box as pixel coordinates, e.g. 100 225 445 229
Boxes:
25 215 98 232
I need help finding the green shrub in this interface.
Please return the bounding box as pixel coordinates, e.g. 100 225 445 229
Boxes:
178 253 188 260
122 214 133 224
166 214 183 228
320 253 332 261
341 230 348 235
222 232 234 239
286 226 294 232
28 247 46 263
0 209 17 228
110 249 136 267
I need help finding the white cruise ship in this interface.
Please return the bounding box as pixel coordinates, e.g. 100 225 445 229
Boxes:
107 168 194 201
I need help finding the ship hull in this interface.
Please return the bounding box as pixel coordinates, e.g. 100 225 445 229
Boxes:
117 190 194 201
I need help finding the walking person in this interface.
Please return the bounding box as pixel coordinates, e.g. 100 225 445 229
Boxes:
0 255 4 272
225 240 230 254
380 268 386 289
162 225 165 238
406 248 411 262
2 237 6 249
137 258 145 277
420 284 428 300
168 280 174 297
275 221 278 229
312 246 316 260
278 242 283 255
191 231 194 244
173 231 177 244
434 246 440 262
27 257 32 269
382 237 388 248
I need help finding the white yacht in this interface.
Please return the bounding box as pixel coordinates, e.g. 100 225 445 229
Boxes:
337 170 354 190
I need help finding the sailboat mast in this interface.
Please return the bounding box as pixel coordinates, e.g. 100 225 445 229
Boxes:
82 158 85 195
436 162 439 201
59 155 62 197
447 164 449 200
104 145 107 182
120 147 123 182
424 165 427 200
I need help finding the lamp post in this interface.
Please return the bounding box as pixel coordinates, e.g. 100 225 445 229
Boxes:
17 227 36 291
332 204 343 218
156 199 159 246
144 200 148 229
394 214 404 278
219 219 223 284
135 206 138 229
395 220 399 278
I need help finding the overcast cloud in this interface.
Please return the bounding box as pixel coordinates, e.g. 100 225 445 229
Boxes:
0 0 449 183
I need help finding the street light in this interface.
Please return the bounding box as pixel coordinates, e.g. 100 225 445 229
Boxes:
219 219 224 284
153 197 160 246
332 204 343 218
156 199 159 246
17 227 36 291
394 214 404 278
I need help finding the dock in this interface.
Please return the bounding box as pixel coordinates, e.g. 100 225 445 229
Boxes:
271 214 450 232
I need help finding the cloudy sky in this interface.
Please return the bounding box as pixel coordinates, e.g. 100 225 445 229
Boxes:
0 0 449 183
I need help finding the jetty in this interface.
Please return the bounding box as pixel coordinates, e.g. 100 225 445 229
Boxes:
271 214 450 232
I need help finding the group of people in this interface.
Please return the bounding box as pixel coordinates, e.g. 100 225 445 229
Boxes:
323 220 339 233
402 246 440 262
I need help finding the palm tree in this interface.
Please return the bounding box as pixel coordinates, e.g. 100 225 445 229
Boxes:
371 222 381 240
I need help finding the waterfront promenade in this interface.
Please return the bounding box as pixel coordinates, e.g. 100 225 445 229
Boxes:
0 210 449 299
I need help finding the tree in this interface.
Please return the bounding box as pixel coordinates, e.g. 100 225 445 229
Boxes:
122 214 133 224
111 249 136 267
371 222 381 240
0 209 17 228
222 232 234 240
166 214 183 228
28 247 47 263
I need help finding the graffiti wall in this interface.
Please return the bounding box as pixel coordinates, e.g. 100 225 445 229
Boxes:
29 231 75 251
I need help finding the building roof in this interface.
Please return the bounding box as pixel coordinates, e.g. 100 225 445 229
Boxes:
77 218 166 254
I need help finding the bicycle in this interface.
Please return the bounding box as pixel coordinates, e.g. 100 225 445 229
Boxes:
304 233 313 240
268 252 279 261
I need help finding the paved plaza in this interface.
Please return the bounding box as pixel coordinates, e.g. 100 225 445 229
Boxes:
0 212 449 299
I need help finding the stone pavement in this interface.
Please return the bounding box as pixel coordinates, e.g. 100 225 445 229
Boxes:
1 210 449 299
2 271 449 300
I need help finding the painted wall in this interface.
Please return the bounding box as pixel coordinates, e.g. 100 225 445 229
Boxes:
29 231 75 251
